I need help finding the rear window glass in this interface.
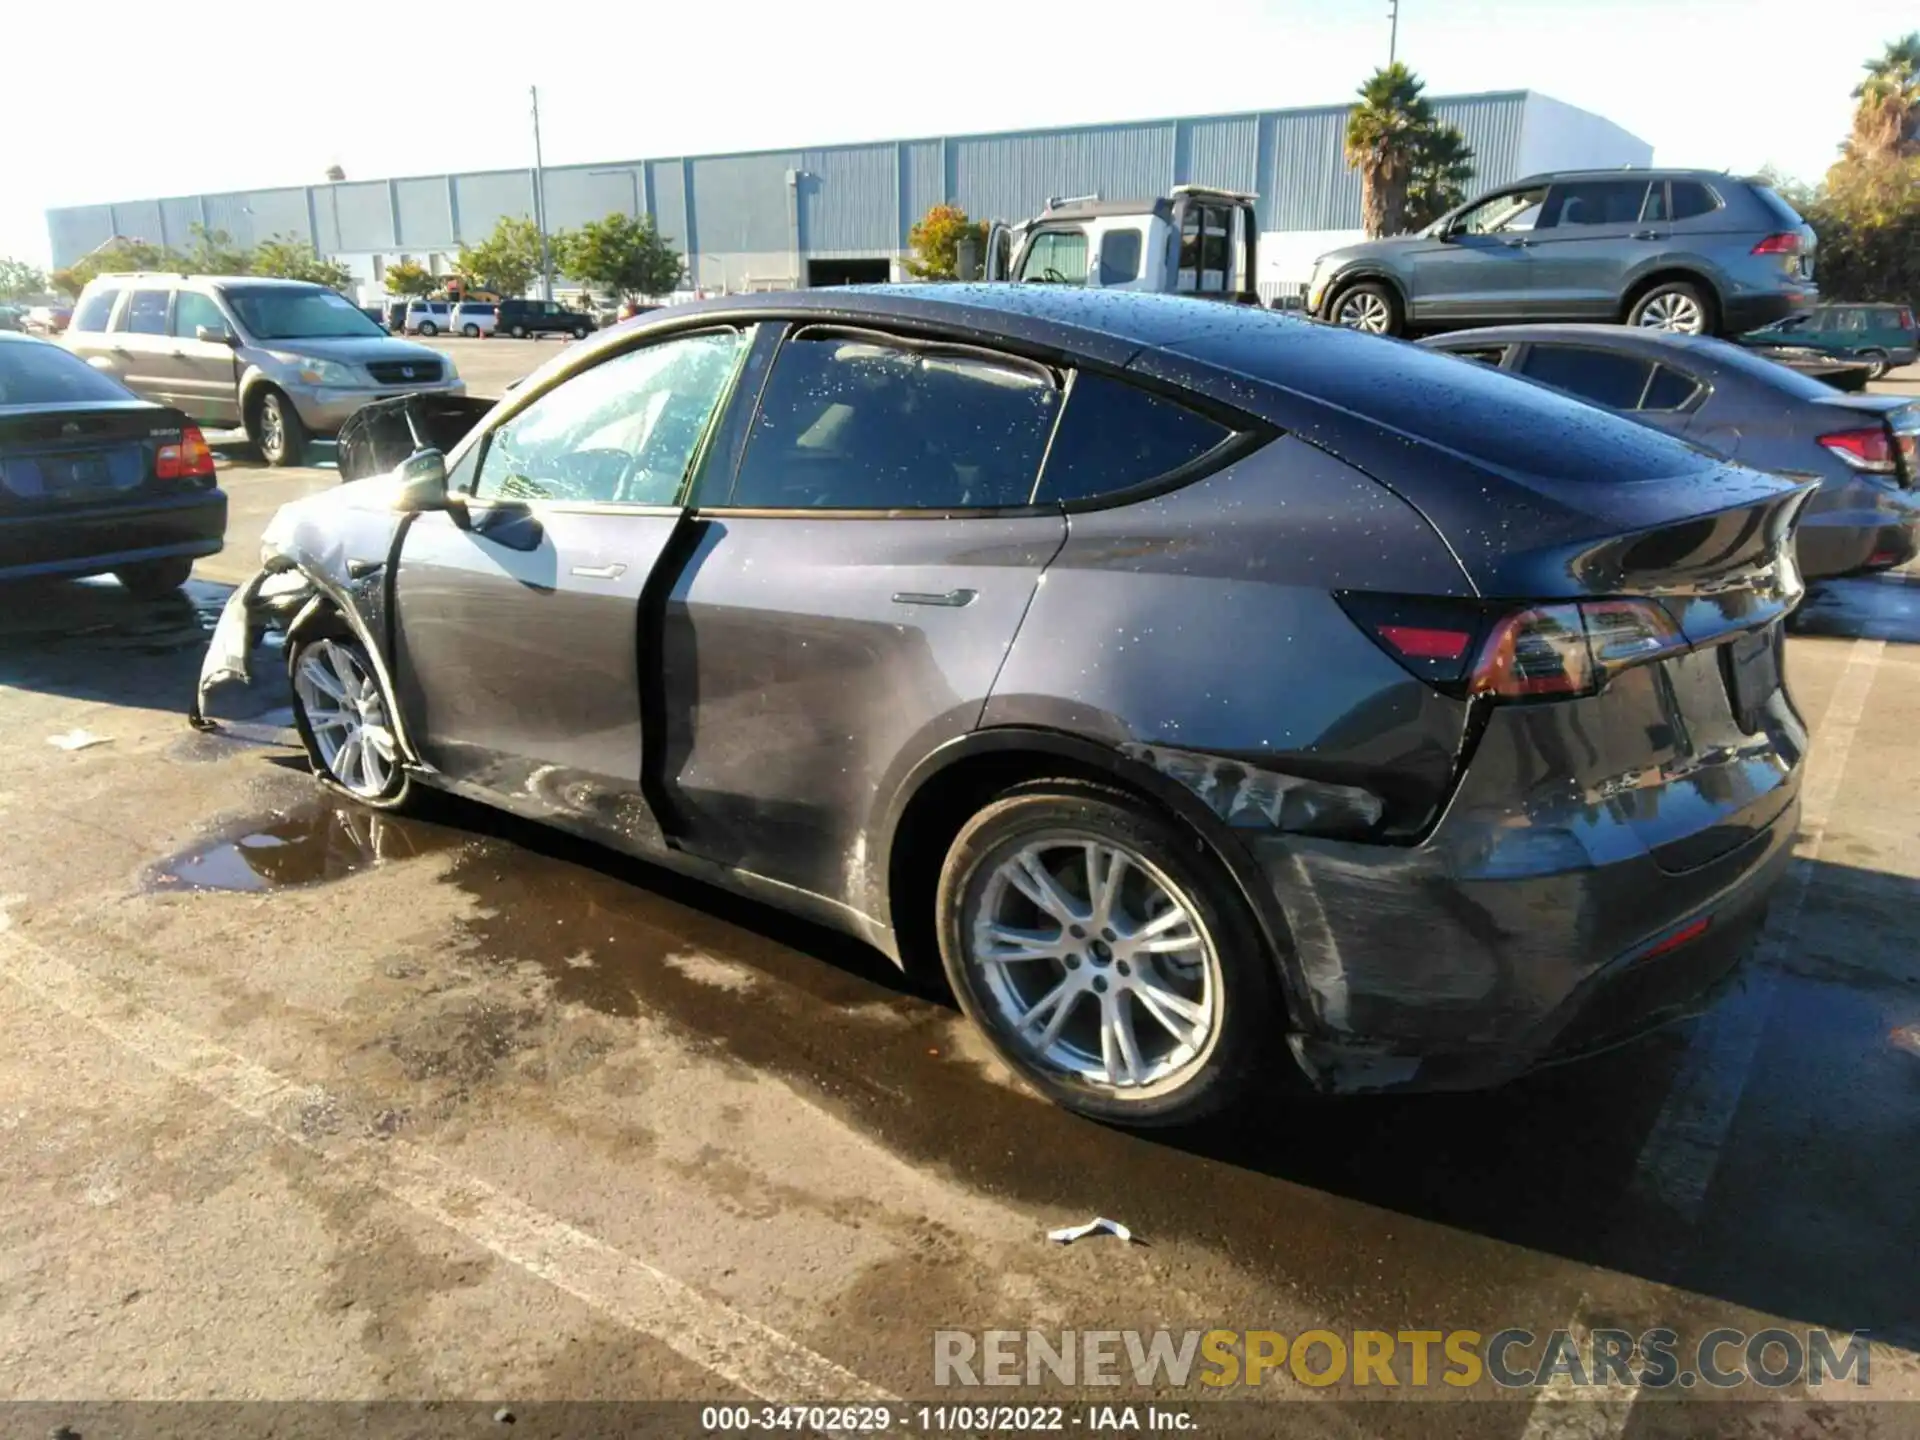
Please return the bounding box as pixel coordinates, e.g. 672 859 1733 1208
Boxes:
1163 315 1717 484
1642 365 1701 411
1037 371 1233 505
71 289 120 332
1752 186 1805 228
1669 181 1720 220
1519 346 1655 410
0 340 136 406
1694 336 1857 402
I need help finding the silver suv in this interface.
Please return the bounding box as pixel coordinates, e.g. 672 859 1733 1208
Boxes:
64 275 464 466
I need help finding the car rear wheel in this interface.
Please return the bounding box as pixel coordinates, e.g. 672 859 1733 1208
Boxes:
1628 281 1713 335
1859 348 1891 381
510 323 528 338
290 636 409 806
461 323 480 338
936 782 1276 1126
417 321 438 337
114 557 194 598
251 388 308 467
1330 280 1403 337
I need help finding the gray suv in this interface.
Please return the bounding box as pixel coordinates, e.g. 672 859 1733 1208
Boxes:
64 275 464 465
1307 169 1818 339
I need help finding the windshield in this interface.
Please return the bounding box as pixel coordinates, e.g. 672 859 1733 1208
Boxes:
0 340 136 406
224 286 383 340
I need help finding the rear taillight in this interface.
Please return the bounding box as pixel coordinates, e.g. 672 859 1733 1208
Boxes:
1900 308 1915 330
1340 593 1688 700
1750 233 1801 255
1819 426 1895 474
156 424 216 481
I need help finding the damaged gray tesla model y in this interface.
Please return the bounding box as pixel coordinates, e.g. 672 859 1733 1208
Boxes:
194 286 1813 1126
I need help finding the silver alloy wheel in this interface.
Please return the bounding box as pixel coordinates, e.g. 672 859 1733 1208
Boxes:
969 834 1219 1094
294 640 399 799
259 396 286 459
1335 289 1393 333
1635 291 1706 333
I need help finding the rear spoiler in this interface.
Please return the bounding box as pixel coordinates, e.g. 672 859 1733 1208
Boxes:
335 392 496 483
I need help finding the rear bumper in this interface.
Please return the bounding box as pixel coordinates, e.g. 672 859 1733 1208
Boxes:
287 379 466 434
0 489 226 581
1795 482 1920 579
1720 289 1816 333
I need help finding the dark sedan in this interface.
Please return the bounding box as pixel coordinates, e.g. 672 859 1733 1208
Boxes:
196 287 1810 1125
0 332 225 595
1420 324 1920 579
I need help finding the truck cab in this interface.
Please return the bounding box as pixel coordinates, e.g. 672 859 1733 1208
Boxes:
985 185 1259 303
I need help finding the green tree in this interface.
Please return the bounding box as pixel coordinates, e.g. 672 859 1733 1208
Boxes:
455 214 548 296
1404 125 1477 232
1846 31 1920 164
0 257 47 299
1344 63 1448 238
905 203 986 280
184 223 252 275
383 259 437 298
555 212 684 301
50 237 183 298
250 234 354 289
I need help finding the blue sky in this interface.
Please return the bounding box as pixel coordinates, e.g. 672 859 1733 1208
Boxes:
2 0 1909 268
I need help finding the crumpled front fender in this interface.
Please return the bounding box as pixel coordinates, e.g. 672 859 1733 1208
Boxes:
189 560 310 731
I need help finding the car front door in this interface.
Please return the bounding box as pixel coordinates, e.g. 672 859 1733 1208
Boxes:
390 325 752 854
165 290 244 426
1410 186 1546 323
1525 179 1656 318
659 324 1069 918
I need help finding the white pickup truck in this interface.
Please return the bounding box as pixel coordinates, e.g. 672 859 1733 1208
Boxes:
981 185 1260 303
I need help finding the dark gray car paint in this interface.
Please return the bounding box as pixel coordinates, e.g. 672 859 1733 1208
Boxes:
197 286 1813 1096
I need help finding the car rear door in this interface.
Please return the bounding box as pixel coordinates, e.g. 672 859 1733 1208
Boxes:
96 288 175 403
659 323 1068 914
390 325 752 855
1525 178 1656 318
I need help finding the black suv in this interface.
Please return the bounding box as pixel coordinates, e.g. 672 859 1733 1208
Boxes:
498 299 595 340
1308 169 1818 339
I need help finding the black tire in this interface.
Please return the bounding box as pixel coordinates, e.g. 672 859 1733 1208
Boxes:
1859 348 1891 381
510 324 528 339
1328 279 1404 337
288 634 411 809
461 323 480 338
1626 279 1716 335
572 324 590 340
114 557 194 598
250 388 309 468
935 780 1279 1127
418 321 438 337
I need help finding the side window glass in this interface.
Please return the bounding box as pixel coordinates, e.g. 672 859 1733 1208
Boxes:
1544 181 1650 228
1442 346 1509 367
1457 187 1547 235
118 290 170 336
1097 228 1143 285
1036 372 1233 505
473 329 745 505
1669 182 1719 220
1640 365 1701 412
172 292 226 338
72 289 120 332
1641 183 1670 223
1518 346 1655 410
1021 231 1088 285
730 332 1058 510
1833 309 1866 333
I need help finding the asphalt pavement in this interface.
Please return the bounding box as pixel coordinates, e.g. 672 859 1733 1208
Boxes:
2 343 1919 1433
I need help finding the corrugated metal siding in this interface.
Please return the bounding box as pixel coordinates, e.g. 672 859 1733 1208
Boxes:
112 200 165 248
47 207 114 267
1183 115 1260 194
453 170 534 244
1433 93 1527 191
393 178 453 251
202 187 311 246
543 164 644 228
951 123 1174 226
650 160 690 254
159 197 203 249
689 151 796 254
321 182 395 253
902 140 943 230
799 146 895 252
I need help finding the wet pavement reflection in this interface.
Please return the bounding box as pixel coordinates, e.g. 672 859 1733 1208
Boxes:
1790 570 1920 644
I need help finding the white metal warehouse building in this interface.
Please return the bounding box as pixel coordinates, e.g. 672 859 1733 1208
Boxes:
45 90 1650 302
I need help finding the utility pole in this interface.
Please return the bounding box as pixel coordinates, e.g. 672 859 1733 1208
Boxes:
531 85 553 300
1388 0 1399 65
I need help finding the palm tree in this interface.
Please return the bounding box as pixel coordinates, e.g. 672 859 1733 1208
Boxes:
1345 64 1437 238
1405 126 1477 232
1847 32 1920 162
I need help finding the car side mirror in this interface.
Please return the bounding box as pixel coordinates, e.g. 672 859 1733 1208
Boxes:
392 450 451 512
196 324 239 346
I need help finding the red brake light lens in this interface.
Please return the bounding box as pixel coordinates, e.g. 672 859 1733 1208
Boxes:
1750 233 1801 255
1376 625 1470 660
1469 598 1686 700
156 425 215 482
1901 308 1915 330
1819 427 1895 473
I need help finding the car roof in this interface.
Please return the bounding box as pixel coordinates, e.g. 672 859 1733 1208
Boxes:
1508 167 1745 186
1423 323 1740 357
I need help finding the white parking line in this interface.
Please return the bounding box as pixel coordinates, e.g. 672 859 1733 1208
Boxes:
0 928 895 1406
1517 1301 1640 1440
1625 637 1884 1224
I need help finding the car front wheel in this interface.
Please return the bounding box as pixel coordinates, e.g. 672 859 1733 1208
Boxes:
511 324 528 338
1628 281 1713 335
290 636 409 806
572 324 590 340
251 388 308 467
1330 280 1403 337
936 782 1276 1126
417 321 438 337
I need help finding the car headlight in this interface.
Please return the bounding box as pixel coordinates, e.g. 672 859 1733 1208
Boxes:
291 357 360 387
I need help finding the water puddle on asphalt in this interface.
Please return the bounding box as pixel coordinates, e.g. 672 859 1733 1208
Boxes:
146 796 461 894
